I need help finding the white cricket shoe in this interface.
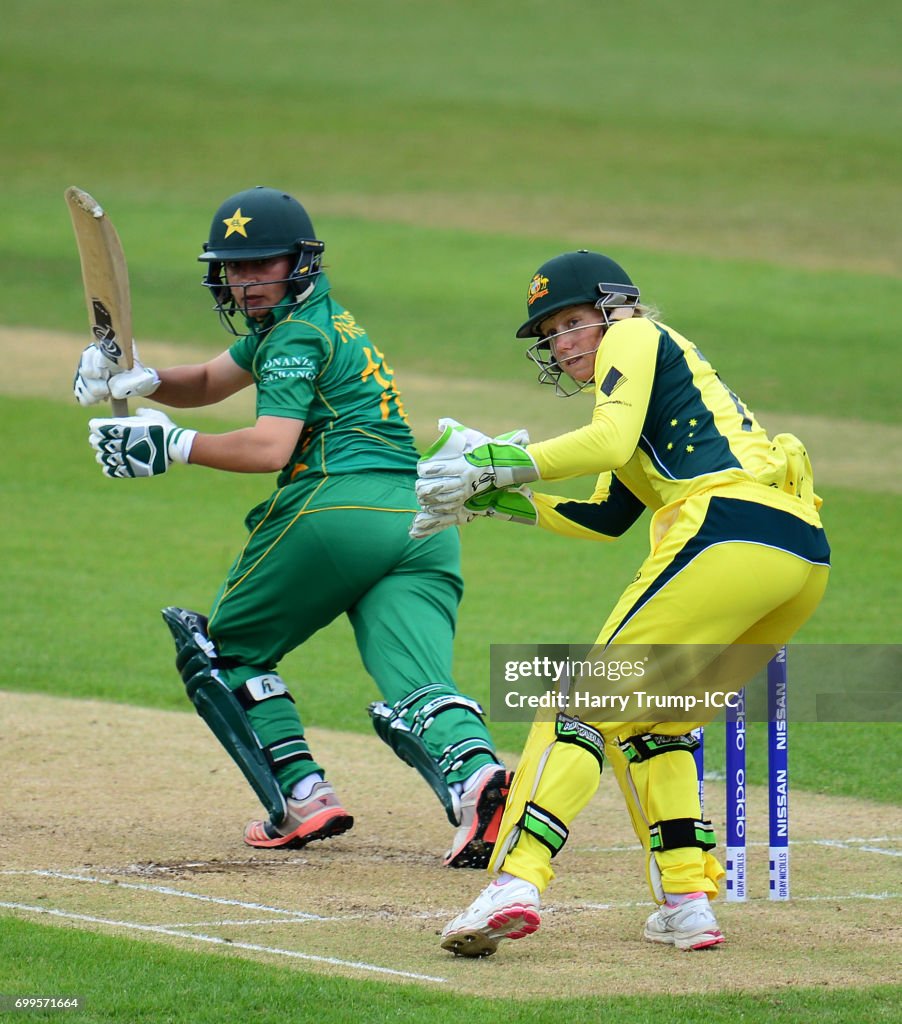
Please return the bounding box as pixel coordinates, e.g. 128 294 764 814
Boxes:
444 764 511 869
644 893 725 950
441 878 541 957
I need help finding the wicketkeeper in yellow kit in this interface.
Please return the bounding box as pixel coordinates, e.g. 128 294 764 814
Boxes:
411 250 830 955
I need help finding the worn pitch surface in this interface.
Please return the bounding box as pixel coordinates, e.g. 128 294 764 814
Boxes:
2 692 898 996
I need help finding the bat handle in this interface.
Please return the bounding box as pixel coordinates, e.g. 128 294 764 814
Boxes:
111 397 130 417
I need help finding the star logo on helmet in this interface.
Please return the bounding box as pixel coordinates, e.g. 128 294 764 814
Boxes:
223 208 252 238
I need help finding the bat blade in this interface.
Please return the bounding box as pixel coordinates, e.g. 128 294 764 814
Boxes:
65 186 134 416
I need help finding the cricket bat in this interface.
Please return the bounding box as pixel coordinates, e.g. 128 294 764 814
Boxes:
64 186 134 416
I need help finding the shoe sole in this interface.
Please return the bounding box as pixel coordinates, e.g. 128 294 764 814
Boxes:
645 929 725 951
244 811 355 850
441 904 541 958
444 769 511 869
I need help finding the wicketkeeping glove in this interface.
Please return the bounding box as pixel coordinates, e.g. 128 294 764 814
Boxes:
415 419 539 511
73 342 161 407
409 485 537 538
88 407 196 479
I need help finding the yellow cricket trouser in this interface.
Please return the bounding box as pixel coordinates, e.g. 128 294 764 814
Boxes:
496 489 830 900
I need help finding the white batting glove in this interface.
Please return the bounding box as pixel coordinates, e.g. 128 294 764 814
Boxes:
88 407 196 479
414 420 537 512
73 344 117 406
73 342 160 407
109 363 161 401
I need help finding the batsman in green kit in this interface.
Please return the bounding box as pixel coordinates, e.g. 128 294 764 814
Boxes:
74 186 510 866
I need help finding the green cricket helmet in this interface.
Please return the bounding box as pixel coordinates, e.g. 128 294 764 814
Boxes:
199 186 325 332
517 250 641 396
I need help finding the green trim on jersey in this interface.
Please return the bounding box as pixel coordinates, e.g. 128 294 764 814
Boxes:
229 276 418 488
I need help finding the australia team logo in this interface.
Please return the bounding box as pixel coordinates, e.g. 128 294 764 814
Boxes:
527 273 549 307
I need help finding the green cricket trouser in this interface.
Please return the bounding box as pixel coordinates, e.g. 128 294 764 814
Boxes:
206 471 496 792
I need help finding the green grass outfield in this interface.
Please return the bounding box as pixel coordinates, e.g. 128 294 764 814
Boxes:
2 1 900 1021
1 919 899 1024
4 396 900 802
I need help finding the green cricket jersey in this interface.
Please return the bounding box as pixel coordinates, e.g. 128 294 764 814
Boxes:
228 275 418 488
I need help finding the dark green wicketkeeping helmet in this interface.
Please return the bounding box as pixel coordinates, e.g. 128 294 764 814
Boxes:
518 250 642 397
199 186 325 331
516 250 638 339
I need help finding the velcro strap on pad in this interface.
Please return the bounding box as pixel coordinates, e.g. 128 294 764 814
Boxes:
264 736 313 770
411 694 485 734
437 739 496 775
385 685 486 738
618 731 700 764
649 817 716 852
555 713 605 770
389 684 447 719
520 801 569 857
234 673 295 710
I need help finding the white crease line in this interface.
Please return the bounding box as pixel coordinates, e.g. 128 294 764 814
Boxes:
825 836 902 843
794 891 900 901
0 871 329 920
0 902 447 984
159 918 366 929
812 841 902 857
578 891 900 911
